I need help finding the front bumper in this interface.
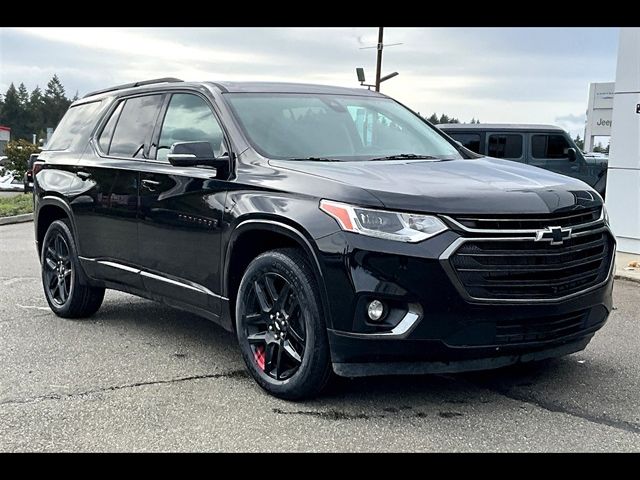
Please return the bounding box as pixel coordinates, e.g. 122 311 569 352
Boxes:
315 228 614 376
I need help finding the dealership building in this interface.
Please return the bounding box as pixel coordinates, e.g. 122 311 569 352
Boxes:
606 27 640 255
0 126 9 156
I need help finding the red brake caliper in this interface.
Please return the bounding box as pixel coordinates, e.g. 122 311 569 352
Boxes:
254 345 266 370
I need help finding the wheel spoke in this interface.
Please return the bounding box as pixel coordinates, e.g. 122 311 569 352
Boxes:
244 312 264 325
264 275 279 305
45 257 57 271
264 343 277 371
285 295 300 320
253 280 271 312
247 331 267 344
275 343 284 380
55 235 64 257
63 269 71 278
288 323 305 346
47 271 58 289
58 279 67 302
275 283 291 311
283 340 302 364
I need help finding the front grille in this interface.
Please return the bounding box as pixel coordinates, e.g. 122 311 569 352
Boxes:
495 310 588 344
454 207 601 230
448 228 614 301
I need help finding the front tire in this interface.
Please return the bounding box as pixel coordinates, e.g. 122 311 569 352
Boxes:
235 248 332 400
41 219 105 318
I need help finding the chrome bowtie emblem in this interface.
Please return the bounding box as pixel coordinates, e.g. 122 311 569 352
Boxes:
535 226 572 245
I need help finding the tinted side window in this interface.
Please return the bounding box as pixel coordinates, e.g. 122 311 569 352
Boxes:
98 101 124 153
532 134 570 159
46 101 103 151
488 134 523 159
107 95 164 158
156 94 224 162
449 133 481 153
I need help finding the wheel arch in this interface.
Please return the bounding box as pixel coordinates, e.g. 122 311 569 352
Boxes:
223 218 332 330
36 196 77 257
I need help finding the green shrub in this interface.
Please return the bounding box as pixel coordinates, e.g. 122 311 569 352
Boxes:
4 139 41 178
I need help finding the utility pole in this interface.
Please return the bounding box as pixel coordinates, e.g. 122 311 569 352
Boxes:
357 27 401 92
375 27 384 92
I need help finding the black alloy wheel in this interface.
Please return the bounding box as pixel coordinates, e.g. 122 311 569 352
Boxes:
43 231 73 307
41 219 105 318
244 271 306 381
236 248 332 399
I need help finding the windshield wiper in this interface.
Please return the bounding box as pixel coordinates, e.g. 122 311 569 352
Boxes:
291 157 343 162
368 153 439 161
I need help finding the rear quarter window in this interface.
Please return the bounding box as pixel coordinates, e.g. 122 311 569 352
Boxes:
45 101 103 151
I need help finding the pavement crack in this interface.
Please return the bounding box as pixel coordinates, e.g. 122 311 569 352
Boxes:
482 385 640 435
272 407 382 420
0 369 249 406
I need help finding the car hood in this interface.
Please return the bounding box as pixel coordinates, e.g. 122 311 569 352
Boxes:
270 157 602 214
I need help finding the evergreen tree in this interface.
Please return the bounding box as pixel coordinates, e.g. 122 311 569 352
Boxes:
28 86 45 138
573 134 585 151
439 114 450 124
427 113 439 124
0 83 29 139
43 74 71 128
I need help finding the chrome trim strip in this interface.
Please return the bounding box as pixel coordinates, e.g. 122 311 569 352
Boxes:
140 270 227 300
441 209 605 235
439 230 616 304
97 260 140 274
332 305 423 339
81 257 228 300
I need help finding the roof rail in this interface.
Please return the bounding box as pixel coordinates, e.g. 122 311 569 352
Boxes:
83 77 184 99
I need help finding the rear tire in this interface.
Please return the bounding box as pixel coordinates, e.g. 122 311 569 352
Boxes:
41 219 105 318
235 248 332 400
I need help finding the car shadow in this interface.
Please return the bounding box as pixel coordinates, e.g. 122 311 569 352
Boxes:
90 292 594 410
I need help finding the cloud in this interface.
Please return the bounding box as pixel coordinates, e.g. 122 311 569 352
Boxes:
0 26 618 132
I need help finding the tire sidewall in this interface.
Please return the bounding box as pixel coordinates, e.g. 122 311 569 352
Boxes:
235 251 326 397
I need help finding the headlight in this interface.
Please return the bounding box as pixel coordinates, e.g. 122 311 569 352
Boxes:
320 200 447 243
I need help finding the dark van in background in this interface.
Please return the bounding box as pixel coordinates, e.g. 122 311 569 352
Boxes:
438 123 608 197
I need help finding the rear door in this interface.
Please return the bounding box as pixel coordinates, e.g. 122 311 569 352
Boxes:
136 91 228 314
72 93 165 287
486 132 525 163
528 132 599 186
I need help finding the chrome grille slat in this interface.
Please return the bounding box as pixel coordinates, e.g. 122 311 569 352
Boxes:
443 208 615 302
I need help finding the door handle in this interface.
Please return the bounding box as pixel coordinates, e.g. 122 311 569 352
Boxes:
77 171 91 180
141 179 161 191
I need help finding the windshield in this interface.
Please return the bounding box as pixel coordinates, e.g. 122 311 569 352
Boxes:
225 93 463 161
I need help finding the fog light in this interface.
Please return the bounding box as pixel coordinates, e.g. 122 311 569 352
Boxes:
367 300 385 321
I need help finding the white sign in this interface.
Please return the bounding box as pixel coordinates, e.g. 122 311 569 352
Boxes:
593 82 615 109
584 81 615 151
590 108 613 136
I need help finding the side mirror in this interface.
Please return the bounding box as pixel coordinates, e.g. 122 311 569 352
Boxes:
167 141 231 176
567 147 577 162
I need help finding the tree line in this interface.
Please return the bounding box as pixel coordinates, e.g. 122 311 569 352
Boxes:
423 113 480 125
0 75 76 142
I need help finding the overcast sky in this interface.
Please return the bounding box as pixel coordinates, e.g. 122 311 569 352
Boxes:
0 27 619 138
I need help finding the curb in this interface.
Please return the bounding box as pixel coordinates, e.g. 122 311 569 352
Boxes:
0 213 33 226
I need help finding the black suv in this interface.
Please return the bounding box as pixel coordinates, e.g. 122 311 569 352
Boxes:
33 78 615 399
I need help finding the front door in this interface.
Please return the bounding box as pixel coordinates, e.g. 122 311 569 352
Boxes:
137 92 228 315
528 132 600 187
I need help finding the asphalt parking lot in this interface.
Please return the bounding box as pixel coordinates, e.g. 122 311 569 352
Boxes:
1 221 639 452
